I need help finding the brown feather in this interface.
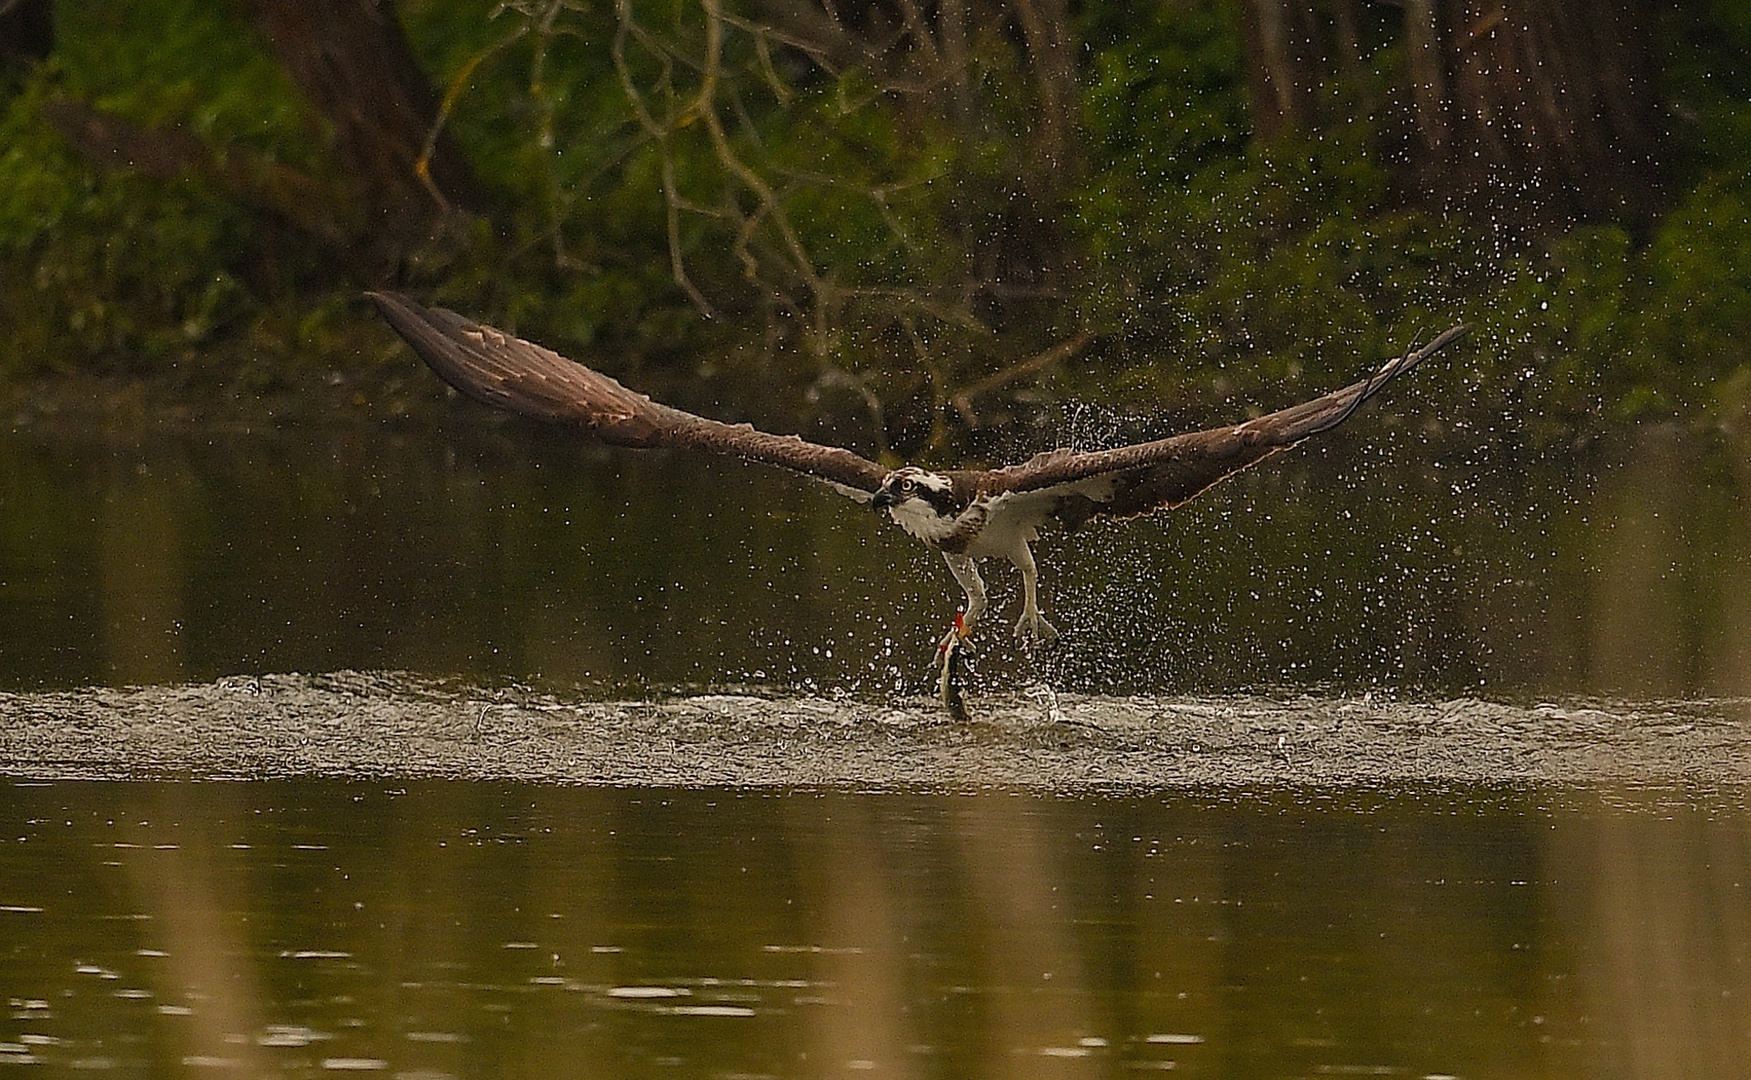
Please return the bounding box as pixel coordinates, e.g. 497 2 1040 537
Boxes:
990 323 1471 522
371 290 1466 526
368 292 890 496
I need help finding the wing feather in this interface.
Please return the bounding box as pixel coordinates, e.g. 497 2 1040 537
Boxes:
369 292 889 499
988 323 1471 522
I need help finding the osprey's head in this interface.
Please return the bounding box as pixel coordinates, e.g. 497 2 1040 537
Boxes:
871 465 961 533
872 467 954 510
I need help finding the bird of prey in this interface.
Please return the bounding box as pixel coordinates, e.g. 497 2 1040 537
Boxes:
369 291 1468 708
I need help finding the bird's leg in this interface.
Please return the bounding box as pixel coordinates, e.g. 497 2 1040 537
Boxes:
937 552 987 655
935 554 986 718
1010 541 1059 645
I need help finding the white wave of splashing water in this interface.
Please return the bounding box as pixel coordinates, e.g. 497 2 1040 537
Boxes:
1 672 1747 788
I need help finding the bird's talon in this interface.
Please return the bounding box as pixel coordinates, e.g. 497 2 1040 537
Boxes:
936 609 974 658
1014 614 1060 646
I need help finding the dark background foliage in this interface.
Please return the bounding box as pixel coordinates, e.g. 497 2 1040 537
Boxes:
2 0 1747 453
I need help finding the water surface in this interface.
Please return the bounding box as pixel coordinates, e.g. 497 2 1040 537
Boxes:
3 419 1748 697
3 414 1750 1077
4 779 1749 1078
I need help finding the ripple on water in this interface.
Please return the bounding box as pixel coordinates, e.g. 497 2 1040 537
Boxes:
0 674 1746 788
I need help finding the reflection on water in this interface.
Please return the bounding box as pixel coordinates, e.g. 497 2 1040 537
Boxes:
2 421 1748 698
1 780 1748 1077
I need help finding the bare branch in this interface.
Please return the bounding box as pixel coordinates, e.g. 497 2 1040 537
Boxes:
951 329 1096 428
614 0 716 314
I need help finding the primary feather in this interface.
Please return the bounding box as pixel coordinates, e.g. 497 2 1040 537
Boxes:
368 291 889 498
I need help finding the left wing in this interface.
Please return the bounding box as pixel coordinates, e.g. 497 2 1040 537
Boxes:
985 323 1471 523
368 292 890 500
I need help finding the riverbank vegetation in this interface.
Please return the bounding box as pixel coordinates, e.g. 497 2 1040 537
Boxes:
1 0 1747 452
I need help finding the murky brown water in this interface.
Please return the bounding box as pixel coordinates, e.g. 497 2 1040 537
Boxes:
3 778 1749 1078
3 418 1750 1076
4 420 1749 698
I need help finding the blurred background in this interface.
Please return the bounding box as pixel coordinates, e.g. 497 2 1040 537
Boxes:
0 0 1747 449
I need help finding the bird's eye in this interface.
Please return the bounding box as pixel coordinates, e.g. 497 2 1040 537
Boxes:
898 478 916 494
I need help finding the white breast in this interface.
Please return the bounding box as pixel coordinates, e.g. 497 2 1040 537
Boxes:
886 474 1116 559
962 491 1050 559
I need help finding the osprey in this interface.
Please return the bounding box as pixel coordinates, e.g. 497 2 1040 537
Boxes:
369 292 1468 703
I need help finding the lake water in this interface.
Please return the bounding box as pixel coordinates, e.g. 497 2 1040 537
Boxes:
2 413 1749 1077
2 779 1749 1077
4 417 1748 698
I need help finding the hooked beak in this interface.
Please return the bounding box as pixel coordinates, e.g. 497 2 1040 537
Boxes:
871 489 898 511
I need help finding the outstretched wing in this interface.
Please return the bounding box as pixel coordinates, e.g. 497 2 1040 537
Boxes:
986 323 1471 523
368 292 890 500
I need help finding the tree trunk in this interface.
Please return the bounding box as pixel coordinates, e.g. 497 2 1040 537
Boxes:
1238 0 1668 233
1396 0 1666 232
0 0 54 72
1010 0 1079 192
1238 0 1371 138
248 0 488 258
